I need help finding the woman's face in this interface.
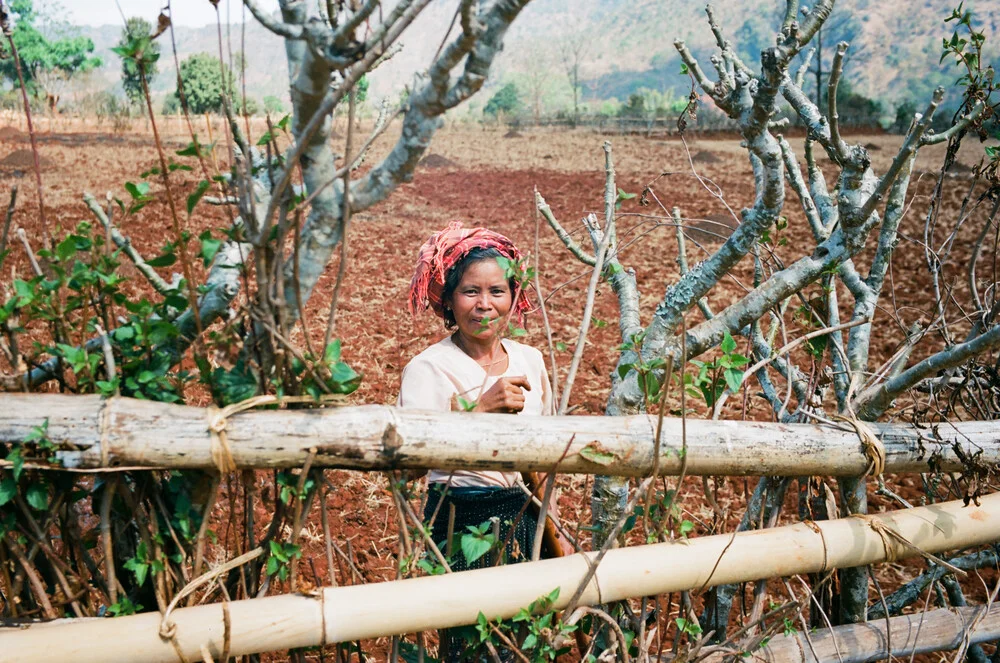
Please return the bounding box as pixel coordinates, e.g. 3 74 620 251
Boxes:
447 259 513 341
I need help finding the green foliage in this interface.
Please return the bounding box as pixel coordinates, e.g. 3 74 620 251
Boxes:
1 221 192 404
122 541 164 588
105 596 143 617
266 539 302 581
115 17 160 105
238 95 259 116
676 617 702 637
618 92 647 118
617 330 670 406
475 589 576 661
176 52 235 115
357 74 369 103
162 92 181 115
484 82 521 117
681 331 749 408
460 520 497 565
276 470 315 505
834 79 883 128
892 99 919 134
263 95 285 114
0 0 101 99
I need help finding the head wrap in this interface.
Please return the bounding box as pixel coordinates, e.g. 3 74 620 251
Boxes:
408 221 532 326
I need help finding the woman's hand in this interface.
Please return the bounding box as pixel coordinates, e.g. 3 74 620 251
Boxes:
474 376 531 413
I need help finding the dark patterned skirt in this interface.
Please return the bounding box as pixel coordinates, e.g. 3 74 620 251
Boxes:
423 483 537 662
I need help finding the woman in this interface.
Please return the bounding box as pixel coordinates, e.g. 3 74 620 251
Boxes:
400 222 553 661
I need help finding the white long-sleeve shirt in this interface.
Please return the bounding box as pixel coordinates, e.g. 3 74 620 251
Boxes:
397 334 553 488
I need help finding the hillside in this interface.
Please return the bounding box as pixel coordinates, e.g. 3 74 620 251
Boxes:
77 0 999 114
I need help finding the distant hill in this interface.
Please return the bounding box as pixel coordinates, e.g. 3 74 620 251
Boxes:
78 0 999 114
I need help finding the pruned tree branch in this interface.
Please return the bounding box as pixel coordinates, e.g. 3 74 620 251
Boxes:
855 323 1000 420
83 192 174 296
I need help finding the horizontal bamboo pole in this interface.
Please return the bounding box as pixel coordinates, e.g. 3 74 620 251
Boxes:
2 492 998 663
715 604 1000 663
0 394 996 476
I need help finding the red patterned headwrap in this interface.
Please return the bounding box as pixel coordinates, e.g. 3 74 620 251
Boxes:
408 221 532 326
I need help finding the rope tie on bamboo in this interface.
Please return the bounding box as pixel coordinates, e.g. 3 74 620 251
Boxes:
832 413 885 478
849 514 965 574
206 394 348 474
158 547 265 642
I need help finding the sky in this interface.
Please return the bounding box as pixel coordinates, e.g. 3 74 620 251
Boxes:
64 0 281 27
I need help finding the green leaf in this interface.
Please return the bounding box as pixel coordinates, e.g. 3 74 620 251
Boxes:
555 341 568 352
276 114 291 131
13 279 34 306
8 448 24 481
255 131 274 146
199 230 222 266
0 478 15 506
721 331 737 354
26 482 48 510
176 139 211 158
461 529 495 565
124 181 151 201
329 362 360 394
680 63 689 75
123 556 149 587
145 252 176 268
186 180 211 215
265 556 280 577
212 362 258 405
579 441 616 466
323 339 342 364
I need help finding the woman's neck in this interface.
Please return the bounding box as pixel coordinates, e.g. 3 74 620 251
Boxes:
453 331 504 365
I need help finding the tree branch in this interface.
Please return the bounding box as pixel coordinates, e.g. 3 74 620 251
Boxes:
826 41 850 162
855 323 1000 419
84 192 174 296
242 0 303 39
536 191 596 266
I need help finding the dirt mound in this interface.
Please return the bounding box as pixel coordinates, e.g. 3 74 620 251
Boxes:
684 212 738 244
503 129 522 138
864 142 882 151
0 126 23 141
691 150 721 164
0 149 52 169
418 153 458 169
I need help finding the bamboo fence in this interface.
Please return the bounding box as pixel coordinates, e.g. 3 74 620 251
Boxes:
1 491 997 662
0 394 994 475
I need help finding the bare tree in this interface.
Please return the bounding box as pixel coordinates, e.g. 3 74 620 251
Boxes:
540 0 997 640
521 46 551 124
559 29 587 125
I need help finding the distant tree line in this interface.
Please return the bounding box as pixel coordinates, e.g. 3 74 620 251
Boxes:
0 0 101 113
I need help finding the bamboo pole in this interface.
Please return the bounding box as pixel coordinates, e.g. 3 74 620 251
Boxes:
0 394 997 476
694 604 1000 663
2 492 998 663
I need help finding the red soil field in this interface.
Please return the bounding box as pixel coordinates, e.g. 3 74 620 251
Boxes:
1 113 997 659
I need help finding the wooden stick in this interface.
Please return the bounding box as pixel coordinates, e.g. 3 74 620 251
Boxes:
2 394 999 477
680 604 1000 663
3 492 998 662
0 184 16 257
